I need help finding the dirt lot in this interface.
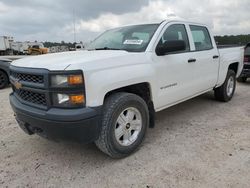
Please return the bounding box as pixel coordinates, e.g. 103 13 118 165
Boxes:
0 83 250 188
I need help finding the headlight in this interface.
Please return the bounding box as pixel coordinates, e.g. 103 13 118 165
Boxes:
50 72 85 108
53 93 85 107
51 75 68 86
51 74 83 87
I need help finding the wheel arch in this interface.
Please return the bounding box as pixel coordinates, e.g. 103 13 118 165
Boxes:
104 82 155 128
216 61 241 88
228 62 239 74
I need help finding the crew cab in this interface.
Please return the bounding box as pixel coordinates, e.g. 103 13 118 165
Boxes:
9 20 244 158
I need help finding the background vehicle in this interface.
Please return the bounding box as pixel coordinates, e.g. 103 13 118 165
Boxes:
75 43 85 51
0 59 11 89
237 43 250 82
11 42 24 55
1 38 48 55
9 20 244 158
0 36 14 55
28 45 48 55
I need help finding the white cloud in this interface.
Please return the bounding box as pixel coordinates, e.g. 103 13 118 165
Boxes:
74 1 179 33
0 0 249 42
71 0 250 40
0 2 9 13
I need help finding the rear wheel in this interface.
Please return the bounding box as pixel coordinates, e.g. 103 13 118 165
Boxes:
214 69 236 102
237 77 247 83
0 70 8 89
95 92 149 158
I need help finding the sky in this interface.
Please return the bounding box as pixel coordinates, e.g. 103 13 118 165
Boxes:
0 0 249 43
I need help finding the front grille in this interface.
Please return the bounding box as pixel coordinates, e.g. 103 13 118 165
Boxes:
10 67 84 109
14 88 47 106
10 71 44 84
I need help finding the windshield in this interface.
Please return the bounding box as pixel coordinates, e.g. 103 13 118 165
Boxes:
87 24 159 52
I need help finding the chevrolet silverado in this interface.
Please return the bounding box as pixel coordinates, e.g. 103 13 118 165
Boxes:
9 20 244 158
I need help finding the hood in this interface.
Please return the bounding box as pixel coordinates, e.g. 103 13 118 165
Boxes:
11 50 148 71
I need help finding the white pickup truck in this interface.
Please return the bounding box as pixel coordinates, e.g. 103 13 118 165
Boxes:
9 20 244 158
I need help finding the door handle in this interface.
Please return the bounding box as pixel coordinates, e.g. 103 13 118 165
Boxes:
213 55 219 59
188 58 196 63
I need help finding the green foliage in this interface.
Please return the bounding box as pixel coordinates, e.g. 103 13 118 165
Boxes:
43 41 76 48
215 34 250 45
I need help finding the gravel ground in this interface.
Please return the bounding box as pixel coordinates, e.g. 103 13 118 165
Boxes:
0 83 250 188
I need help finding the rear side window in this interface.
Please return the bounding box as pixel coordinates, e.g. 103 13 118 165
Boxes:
158 24 190 52
190 25 213 51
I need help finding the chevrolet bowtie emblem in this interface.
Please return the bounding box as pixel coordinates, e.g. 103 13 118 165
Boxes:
14 80 22 90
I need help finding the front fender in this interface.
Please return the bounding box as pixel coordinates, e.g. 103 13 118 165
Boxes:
84 63 155 107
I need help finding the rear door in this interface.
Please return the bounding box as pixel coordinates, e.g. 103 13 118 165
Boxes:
187 25 219 91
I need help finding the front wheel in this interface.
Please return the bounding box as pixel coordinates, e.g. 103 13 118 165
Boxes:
214 69 236 102
95 92 149 158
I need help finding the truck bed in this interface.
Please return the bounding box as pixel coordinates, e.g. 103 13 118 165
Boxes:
216 46 244 86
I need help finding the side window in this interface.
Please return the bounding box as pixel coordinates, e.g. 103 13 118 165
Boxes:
157 24 190 52
190 25 213 51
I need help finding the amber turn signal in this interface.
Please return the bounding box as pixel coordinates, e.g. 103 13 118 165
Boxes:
69 94 85 104
68 75 83 85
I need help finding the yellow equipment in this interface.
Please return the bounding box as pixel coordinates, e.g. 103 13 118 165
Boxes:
28 45 48 55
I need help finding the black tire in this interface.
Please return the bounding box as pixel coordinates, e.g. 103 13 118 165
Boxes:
95 92 149 158
237 77 247 83
214 69 236 102
0 70 8 89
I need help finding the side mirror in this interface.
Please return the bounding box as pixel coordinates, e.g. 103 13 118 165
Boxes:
156 40 186 56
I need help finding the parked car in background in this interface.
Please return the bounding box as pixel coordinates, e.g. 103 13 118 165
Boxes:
9 20 244 158
0 59 11 89
238 43 250 82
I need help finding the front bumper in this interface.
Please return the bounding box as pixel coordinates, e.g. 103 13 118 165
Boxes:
10 94 102 143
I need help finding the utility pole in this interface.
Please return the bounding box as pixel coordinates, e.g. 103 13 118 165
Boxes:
73 9 76 43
